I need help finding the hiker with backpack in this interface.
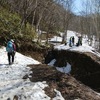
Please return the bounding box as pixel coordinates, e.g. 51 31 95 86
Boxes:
6 39 16 65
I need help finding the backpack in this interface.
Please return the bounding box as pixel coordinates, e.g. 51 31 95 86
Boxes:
6 41 14 52
13 43 16 51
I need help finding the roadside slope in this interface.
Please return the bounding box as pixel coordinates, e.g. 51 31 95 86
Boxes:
29 64 100 100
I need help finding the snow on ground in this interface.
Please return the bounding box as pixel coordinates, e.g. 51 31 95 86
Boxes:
0 47 64 100
49 36 62 43
48 59 56 66
47 30 100 73
54 41 100 57
58 31 78 44
54 43 94 53
53 30 100 57
48 59 71 74
49 31 78 44
56 63 71 74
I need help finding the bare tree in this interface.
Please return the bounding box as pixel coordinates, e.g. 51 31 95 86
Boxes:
56 0 74 43
5 0 40 34
34 0 54 31
76 0 95 47
77 0 100 50
91 0 100 50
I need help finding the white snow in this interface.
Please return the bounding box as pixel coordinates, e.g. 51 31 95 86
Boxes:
48 59 71 74
47 30 100 74
48 59 56 66
53 30 100 57
0 30 100 100
49 36 62 42
53 89 64 100
54 43 100 57
59 30 79 44
56 63 71 74
0 47 64 100
49 31 78 44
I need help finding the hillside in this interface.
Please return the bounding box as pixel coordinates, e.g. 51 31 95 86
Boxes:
0 47 100 100
0 6 38 50
0 30 100 99
0 1 100 100
29 64 100 100
0 6 21 45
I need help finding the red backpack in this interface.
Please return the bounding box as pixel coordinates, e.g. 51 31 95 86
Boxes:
13 43 16 51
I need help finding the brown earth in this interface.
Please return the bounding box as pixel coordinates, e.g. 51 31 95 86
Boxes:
22 51 44 62
22 48 100 100
27 64 100 100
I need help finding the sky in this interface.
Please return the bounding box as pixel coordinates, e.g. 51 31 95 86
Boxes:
73 0 87 15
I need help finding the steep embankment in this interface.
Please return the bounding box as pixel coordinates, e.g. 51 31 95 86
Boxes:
45 49 100 92
29 64 100 100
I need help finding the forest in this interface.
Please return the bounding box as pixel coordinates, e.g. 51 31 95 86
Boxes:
0 0 100 100
0 0 100 51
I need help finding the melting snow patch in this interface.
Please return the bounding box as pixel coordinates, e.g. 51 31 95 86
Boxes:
56 62 71 74
48 59 71 74
53 89 64 100
48 59 56 66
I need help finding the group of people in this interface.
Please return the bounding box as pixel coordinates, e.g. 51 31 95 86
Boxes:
69 36 75 47
67 36 82 47
6 36 82 65
6 39 16 65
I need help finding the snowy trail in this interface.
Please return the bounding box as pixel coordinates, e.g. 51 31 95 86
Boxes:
0 47 64 100
0 47 49 100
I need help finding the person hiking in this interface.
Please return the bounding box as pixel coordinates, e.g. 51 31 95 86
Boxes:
6 39 16 65
72 36 75 46
69 37 72 47
79 36 82 45
76 36 82 46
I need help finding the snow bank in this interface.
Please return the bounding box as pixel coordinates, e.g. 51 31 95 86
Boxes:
56 63 71 74
48 59 71 74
